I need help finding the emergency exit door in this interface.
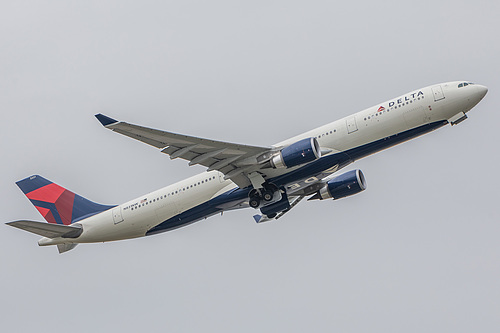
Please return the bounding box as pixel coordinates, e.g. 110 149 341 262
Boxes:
346 116 358 134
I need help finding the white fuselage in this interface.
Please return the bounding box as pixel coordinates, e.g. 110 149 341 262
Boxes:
38 81 487 246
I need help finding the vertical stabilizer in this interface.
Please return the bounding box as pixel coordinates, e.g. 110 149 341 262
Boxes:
16 175 115 225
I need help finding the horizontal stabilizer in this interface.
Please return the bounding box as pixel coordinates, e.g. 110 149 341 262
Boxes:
6 220 83 239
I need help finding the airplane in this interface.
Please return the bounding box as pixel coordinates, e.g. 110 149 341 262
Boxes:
6 81 488 253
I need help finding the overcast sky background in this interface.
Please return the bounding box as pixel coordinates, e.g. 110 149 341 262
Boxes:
1 1 499 332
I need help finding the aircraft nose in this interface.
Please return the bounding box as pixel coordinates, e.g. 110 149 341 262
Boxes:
475 84 488 100
465 84 488 112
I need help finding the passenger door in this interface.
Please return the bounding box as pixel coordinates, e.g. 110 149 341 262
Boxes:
346 116 358 134
112 207 124 224
432 85 445 101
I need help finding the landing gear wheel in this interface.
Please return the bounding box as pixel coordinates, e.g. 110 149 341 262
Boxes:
249 196 260 208
262 183 279 202
249 188 261 208
262 191 273 202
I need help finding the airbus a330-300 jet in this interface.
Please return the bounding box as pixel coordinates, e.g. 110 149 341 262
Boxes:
7 81 488 253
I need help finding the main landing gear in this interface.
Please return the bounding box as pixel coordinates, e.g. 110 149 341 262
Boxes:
249 183 279 208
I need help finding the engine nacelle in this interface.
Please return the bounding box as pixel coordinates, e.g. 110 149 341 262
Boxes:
271 137 321 169
317 169 367 200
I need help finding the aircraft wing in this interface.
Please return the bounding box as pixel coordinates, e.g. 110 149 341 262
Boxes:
95 114 278 188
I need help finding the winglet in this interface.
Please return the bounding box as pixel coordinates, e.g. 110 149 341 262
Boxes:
95 113 118 126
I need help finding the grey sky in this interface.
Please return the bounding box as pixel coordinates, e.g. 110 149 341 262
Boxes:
1 1 499 332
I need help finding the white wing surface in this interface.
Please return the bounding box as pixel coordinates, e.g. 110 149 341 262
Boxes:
95 114 278 187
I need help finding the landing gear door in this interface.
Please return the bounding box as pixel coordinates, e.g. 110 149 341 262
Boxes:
346 116 358 134
432 85 445 101
112 207 124 224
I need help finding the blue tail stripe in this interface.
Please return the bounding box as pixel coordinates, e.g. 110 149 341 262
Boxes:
16 175 51 195
71 194 115 223
29 200 64 225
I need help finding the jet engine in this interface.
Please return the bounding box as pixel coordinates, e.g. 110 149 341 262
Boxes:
271 137 321 169
314 169 367 200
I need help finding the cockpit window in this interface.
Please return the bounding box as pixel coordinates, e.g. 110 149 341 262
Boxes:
458 82 475 88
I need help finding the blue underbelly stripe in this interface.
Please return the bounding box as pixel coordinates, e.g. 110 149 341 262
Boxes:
146 120 448 235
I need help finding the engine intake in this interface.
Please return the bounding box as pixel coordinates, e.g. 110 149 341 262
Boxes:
318 169 367 200
271 137 321 169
